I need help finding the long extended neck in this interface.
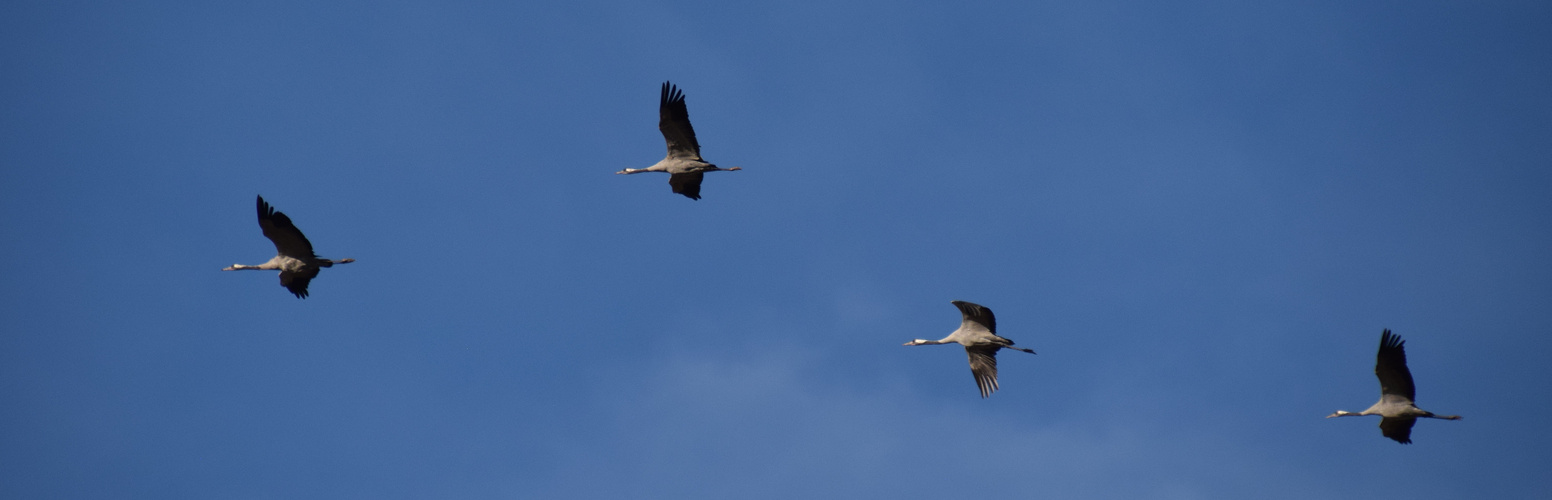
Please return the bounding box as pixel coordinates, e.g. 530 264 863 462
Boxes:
1325 410 1369 418
223 263 276 271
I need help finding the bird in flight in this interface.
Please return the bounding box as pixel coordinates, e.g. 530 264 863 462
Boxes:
223 195 354 298
616 81 741 200
1327 329 1462 444
904 301 1036 398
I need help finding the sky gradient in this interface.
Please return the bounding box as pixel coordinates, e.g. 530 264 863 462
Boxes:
3 1 1550 498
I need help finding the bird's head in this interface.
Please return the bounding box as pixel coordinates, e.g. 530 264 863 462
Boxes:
1325 410 1355 418
616 168 641 175
727 166 742 171
222 264 241 271
336 258 356 264
903 339 932 346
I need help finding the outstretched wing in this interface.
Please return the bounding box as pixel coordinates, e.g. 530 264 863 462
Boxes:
659 82 702 160
668 171 704 200
279 267 319 299
951 300 997 334
256 196 317 260
1379 416 1416 444
966 345 1003 398
1376 329 1416 402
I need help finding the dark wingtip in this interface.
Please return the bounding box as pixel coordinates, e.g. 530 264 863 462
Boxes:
1380 329 1404 350
257 195 275 217
660 81 684 105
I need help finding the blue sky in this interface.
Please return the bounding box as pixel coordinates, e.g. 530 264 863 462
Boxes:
3 1 1550 498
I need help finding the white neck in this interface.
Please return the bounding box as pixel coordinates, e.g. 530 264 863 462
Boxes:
223 263 278 271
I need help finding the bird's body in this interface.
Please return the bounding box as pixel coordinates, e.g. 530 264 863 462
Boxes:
616 81 740 200
904 300 1036 398
223 196 354 298
1327 329 1461 444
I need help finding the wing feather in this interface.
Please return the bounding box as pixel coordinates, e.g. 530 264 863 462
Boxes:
668 171 704 200
279 267 318 299
951 300 996 333
1379 416 1416 444
659 82 702 160
256 196 317 260
966 345 1002 398
1376 329 1416 402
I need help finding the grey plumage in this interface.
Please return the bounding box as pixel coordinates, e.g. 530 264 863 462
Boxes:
616 82 741 200
904 301 1036 398
223 195 354 298
1327 329 1462 444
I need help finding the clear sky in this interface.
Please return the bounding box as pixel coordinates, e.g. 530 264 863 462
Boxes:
3 1 1550 498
